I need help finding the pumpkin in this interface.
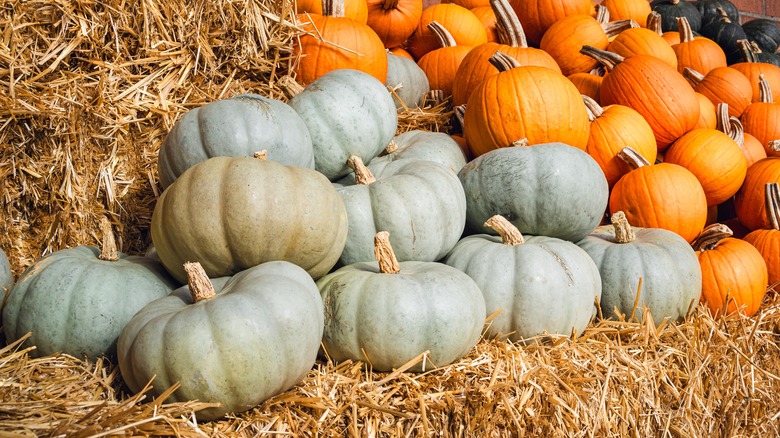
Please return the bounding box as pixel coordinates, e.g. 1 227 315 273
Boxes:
601 0 651 27
297 0 368 22
743 183 780 286
606 25 679 71
740 75 780 157
683 66 753 119
389 46 414 59
451 0 561 107
734 158 780 231
318 232 485 372
743 18 780 55
582 95 657 188
288 69 397 180
452 0 490 8
650 0 702 33
294 0 388 85
568 68 604 103
118 261 323 421
470 6 499 42
365 0 423 49
157 94 315 189
581 46 700 150
3 219 177 359
577 211 702 324
695 0 739 25
463 52 590 156
405 4 487 60
335 156 466 265
731 40 780 103
692 224 768 317
458 141 609 242
0 248 11 305
416 21 473 97
369 130 468 173
151 155 348 282
508 0 594 47
747 41 780 68
693 91 718 129
609 147 708 242
647 10 681 45
699 7 747 65
671 17 727 75
386 51 430 109
445 215 602 342
714 103 767 167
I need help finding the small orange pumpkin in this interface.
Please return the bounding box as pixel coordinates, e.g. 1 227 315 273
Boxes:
683 66 753 119
568 68 604 104
365 0 423 49
508 0 593 47
601 0 651 26
743 183 780 287
741 75 780 157
731 40 780 103
693 92 717 130
405 3 487 60
416 22 473 97
734 158 780 231
671 17 726 75
607 25 678 71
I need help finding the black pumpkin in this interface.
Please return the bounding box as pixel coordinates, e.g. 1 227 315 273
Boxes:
700 7 748 65
747 42 780 68
694 0 739 26
743 19 780 55
650 0 702 33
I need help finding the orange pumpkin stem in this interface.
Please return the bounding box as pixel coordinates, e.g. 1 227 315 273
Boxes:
676 17 695 43
184 261 217 302
691 223 734 251
253 150 268 160
99 217 119 262
581 95 604 121
610 211 636 244
765 183 780 231
490 0 528 48
647 11 663 36
428 21 457 49
322 0 345 17
579 46 624 72
489 50 522 72
484 215 525 245
758 74 774 104
617 146 651 169
374 231 401 274
347 155 376 185
682 67 705 88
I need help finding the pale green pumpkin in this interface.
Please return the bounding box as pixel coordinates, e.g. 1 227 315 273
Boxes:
1 248 11 301
386 52 430 109
369 130 468 174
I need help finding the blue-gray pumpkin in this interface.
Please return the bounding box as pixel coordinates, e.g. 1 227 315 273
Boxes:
371 130 468 174
386 52 430 109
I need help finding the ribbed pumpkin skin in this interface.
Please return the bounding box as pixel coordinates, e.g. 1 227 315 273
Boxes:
663 128 747 206
741 101 780 156
578 225 702 325
151 157 348 283
3 247 176 359
690 67 753 119
445 234 602 342
602 0 651 26
157 95 314 189
386 52 430 109
540 15 610 76
734 158 780 231
744 229 780 286
464 66 590 156
297 0 369 22
568 72 603 103
607 28 679 71
317 261 485 372
406 4 487 60
118 262 324 421
370 130 467 173
730 62 780 103
366 0 422 48
673 36 726 75
694 92 718 129
599 54 700 149
742 133 768 167
508 0 593 47
417 44 472 97
698 238 768 317
458 143 609 242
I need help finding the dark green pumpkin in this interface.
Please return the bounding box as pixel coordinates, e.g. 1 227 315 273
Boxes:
743 19 780 55
700 8 748 65
695 0 739 27
651 0 702 33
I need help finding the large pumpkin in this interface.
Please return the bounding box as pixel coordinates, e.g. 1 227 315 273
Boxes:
118 261 323 421
3 219 177 359
743 183 780 286
288 69 397 180
151 156 348 283
318 232 485 372
445 215 602 343
577 211 702 324
458 141 608 242
157 94 314 189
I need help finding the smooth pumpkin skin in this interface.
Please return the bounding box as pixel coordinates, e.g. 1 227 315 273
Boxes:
445 234 602 343
601 0 651 26
386 52 430 109
540 14 610 77
607 28 679 71
151 157 348 283
458 143 609 242
698 237 768 317
366 0 423 49
317 260 485 372
157 94 315 188
370 130 467 173
288 69 398 180
118 262 324 421
687 67 752 119
508 0 593 47
578 225 703 325
405 4 487 60
2 246 177 359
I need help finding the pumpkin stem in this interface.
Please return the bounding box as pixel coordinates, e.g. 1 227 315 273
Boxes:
595 4 610 24
676 17 695 43
484 215 524 245
184 262 217 302
617 146 651 169
322 0 345 17
426 89 445 106
374 231 401 274
99 217 119 262
511 138 529 147
758 74 774 104
579 46 624 72
682 67 705 88
428 21 457 49
581 95 603 121
346 155 376 185
647 11 663 36
490 0 528 48
489 50 521 72
383 140 398 155
716 6 730 23
716 103 745 147
610 211 636 244
455 104 466 129
382 0 399 11
691 223 734 251
738 39 759 63
765 183 780 231
253 150 268 160
769 140 780 152
603 20 639 38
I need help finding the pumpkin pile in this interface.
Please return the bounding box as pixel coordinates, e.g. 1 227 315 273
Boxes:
2 0 779 424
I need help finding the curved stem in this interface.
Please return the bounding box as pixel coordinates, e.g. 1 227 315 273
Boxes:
769 140 780 153
716 103 745 147
581 95 603 121
490 0 528 48
484 215 524 245
759 74 774 103
647 11 663 36
766 183 780 231
603 20 639 38
580 46 624 72
427 21 457 49
738 39 758 63
610 211 636 244
716 6 730 23
374 231 401 274
595 4 609 24
691 223 734 251
99 217 119 262
676 16 695 43
617 146 651 169
323 0 345 17
489 50 521 72
184 261 217 302
346 155 376 185
682 67 705 88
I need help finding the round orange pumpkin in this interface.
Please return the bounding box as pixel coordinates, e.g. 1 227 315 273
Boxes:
365 0 423 49
743 183 780 287
601 0 651 26
607 27 679 71
741 75 780 157
671 17 726 75
405 4 487 60
735 158 780 231
470 6 499 42
683 66 753 119
693 92 717 130
508 0 593 47
416 22 473 97
731 40 780 103
568 69 604 104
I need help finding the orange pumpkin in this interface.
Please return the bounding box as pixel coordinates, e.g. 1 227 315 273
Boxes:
508 0 593 47
671 17 726 75
470 6 499 42
452 0 490 8
693 224 768 317
388 46 414 59
601 0 651 26
297 0 369 22
647 11 680 45
365 0 423 49
735 158 780 231
743 183 780 287
416 22 473 97
731 40 780 103
607 26 678 71
714 103 767 168
693 92 717 130
683 66 753 119
405 4 487 60
741 75 780 157
568 68 604 104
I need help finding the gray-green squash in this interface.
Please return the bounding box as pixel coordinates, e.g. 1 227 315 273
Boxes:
369 130 467 174
2 219 177 359
577 211 703 325
445 216 602 343
458 141 609 242
288 69 398 180
1 248 11 303
117 261 323 421
386 52 430 109
151 155 348 283
318 232 485 372
157 94 315 188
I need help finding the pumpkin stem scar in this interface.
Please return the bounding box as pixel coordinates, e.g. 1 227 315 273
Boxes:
374 231 401 274
98 217 119 262
484 215 524 245
184 261 217 302
347 155 376 185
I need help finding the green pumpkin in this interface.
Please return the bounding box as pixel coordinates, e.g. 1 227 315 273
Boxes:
336 156 466 265
151 155 348 283
118 261 323 421
386 52 430 109
445 216 602 343
157 94 315 188
369 130 467 174
318 232 485 372
577 212 703 324
288 69 398 180
458 142 609 242
1 248 11 300
2 220 177 359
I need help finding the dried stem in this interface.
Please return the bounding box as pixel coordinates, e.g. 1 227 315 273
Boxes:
99 217 119 262
484 215 524 245
765 183 780 231
347 155 376 185
582 95 603 121
489 51 522 72
490 0 528 48
610 211 636 244
617 147 651 169
374 231 401 274
427 21 457 49
580 46 624 72
691 223 734 251
184 261 217 302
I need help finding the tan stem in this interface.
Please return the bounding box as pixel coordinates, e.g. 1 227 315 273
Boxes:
682 67 705 88
382 0 399 11
676 17 695 43
184 261 217 302
427 89 445 106
384 140 398 154
728 116 745 147
374 231 401 274
769 140 780 152
427 21 457 49
484 215 524 245
581 95 603 121
610 211 636 244
511 138 529 147
595 4 610 24
670 0 680 4
647 11 663 36
738 39 758 63
716 103 745 147
254 150 268 160
759 74 774 103
99 217 119 262
455 104 466 128
766 183 780 231
346 155 376 185
579 46 624 72
617 146 651 169
489 50 521 72
490 0 528 48
323 0 344 17
691 223 734 251
603 20 639 38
